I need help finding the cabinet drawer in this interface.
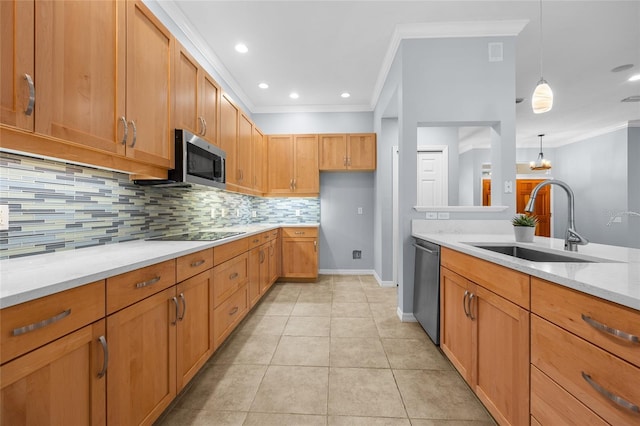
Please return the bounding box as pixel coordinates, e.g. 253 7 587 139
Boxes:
531 365 607 426
177 248 214 282
441 248 530 309
214 237 248 265
213 284 248 348
532 277 640 368
532 315 640 425
213 253 248 308
107 260 176 314
1 281 105 364
282 227 318 238
248 232 267 250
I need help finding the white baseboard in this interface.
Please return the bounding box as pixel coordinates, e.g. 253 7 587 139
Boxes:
396 306 417 322
318 269 373 276
372 270 396 288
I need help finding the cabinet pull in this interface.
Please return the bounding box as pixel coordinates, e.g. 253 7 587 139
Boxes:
581 372 639 413
343 156 347 166
12 309 71 336
463 291 470 317
129 120 137 148
581 314 639 344
294 231 305 235
190 259 205 268
198 116 205 136
229 272 239 280
119 116 128 145
289 179 294 191
314 240 317 252
171 297 179 325
468 293 476 320
202 117 207 136
253 238 260 243
259 250 265 263
293 179 297 190
24 73 35 115
135 275 161 289
229 306 239 316
347 157 351 166
97 335 108 378
178 293 186 321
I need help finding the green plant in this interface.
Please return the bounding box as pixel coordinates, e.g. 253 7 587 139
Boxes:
511 214 538 227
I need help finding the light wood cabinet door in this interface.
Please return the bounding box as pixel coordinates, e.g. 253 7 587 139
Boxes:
34 0 125 155
107 287 176 426
125 0 173 168
319 134 347 170
252 126 265 192
173 43 200 136
281 237 318 279
213 284 248 349
1 320 106 426
0 0 34 131
237 113 253 189
268 238 280 286
267 135 295 194
474 285 529 426
347 133 376 170
176 271 214 391
200 72 219 145
440 267 474 384
220 93 238 186
248 246 264 307
293 134 319 194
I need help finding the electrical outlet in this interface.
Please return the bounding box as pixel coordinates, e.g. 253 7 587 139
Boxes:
295 209 301 216
220 208 226 217
437 212 450 219
236 209 241 217
426 212 437 219
252 211 257 218
357 207 363 215
0 205 8 231
352 250 362 259
504 180 513 193
210 207 216 219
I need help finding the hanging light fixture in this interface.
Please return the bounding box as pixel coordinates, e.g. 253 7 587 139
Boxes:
530 134 552 170
532 0 553 114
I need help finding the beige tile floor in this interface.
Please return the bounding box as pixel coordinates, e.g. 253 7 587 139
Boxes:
156 275 496 426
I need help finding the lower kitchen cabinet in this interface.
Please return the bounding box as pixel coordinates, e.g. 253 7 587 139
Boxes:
106 287 176 426
213 284 248 349
249 244 269 307
440 248 530 426
267 237 280 289
281 227 318 279
1 320 106 426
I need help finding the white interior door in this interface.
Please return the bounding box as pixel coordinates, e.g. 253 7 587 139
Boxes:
417 150 448 206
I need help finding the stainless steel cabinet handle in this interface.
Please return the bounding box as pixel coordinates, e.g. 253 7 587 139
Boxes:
343 156 347 166
171 297 179 325
119 117 128 145
581 314 639 344
253 238 260 243
463 291 470 317
197 116 205 136
468 293 476 320
135 276 161 289
190 259 205 268
202 117 207 136
12 309 71 336
229 306 239 316
129 120 137 148
293 179 297 190
24 73 35 115
178 293 186 321
347 157 351 166
582 372 639 413
294 231 305 235
314 240 317 252
289 179 294 191
229 272 239 280
259 250 265 263
97 335 108 378
412 243 435 254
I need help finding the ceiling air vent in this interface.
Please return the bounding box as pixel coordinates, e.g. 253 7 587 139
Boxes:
621 95 640 103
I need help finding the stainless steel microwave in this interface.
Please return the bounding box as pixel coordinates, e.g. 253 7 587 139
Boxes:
134 129 226 189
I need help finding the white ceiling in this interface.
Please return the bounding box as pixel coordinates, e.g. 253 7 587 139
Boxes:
157 0 640 148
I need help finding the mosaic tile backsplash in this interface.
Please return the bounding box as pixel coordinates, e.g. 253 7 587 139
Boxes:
0 153 320 259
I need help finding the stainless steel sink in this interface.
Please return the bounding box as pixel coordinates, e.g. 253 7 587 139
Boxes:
471 245 594 263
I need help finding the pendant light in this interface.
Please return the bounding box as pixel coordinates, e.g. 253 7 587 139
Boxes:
532 0 553 114
530 134 552 170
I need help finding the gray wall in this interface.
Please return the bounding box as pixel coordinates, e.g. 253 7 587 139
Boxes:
252 111 376 272
552 128 630 247
629 127 640 248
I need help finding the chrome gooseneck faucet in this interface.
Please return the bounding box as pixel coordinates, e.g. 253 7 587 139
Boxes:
524 179 588 251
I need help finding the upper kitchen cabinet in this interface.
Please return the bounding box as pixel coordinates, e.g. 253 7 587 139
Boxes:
252 126 266 194
219 93 239 187
267 134 319 196
173 42 219 146
0 0 173 177
236 112 253 192
319 133 377 171
0 0 34 132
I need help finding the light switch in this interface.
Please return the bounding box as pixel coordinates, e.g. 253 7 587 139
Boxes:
357 207 363 215
504 180 513 193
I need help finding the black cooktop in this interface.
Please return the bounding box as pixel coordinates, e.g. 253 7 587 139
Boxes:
148 231 244 241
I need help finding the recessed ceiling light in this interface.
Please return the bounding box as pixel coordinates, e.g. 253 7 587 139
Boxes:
341 92 351 98
289 92 299 99
258 83 269 89
629 74 640 82
621 95 640 102
234 43 248 53
611 64 634 72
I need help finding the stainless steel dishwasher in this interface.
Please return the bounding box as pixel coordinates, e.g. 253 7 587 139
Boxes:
413 238 441 345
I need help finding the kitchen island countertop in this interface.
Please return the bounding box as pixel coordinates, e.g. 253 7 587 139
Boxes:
0 223 319 309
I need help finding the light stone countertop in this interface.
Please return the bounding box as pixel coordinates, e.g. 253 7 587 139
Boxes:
0 223 319 309
412 230 640 311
